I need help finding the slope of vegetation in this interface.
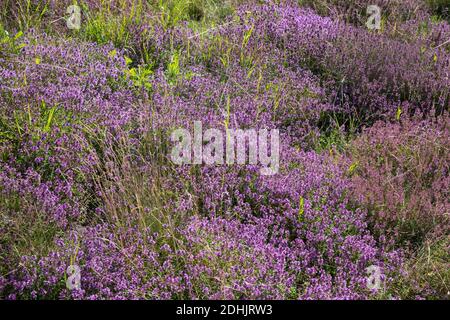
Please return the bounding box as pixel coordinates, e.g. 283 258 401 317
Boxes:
0 0 448 299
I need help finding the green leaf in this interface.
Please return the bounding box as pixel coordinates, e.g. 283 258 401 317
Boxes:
108 49 117 58
14 111 22 135
298 196 305 221
124 55 133 66
14 31 23 40
396 106 402 121
129 68 137 77
347 162 359 175
44 106 57 133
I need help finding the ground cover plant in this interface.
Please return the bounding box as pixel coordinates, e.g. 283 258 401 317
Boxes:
0 0 448 300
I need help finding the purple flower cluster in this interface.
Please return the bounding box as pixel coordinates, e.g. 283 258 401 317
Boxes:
190 147 403 299
344 113 449 245
4 218 292 300
1 0 448 300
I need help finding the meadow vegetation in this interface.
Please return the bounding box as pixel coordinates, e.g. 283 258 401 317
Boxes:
0 0 448 299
